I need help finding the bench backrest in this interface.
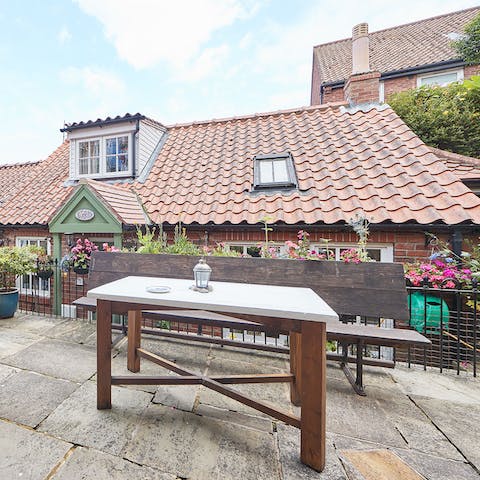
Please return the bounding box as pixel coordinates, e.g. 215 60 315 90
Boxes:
88 252 409 320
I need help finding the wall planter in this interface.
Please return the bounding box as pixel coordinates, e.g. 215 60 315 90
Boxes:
0 289 19 319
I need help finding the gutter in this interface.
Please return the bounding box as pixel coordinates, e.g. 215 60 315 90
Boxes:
320 59 467 93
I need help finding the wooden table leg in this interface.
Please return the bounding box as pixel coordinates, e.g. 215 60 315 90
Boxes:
97 299 112 409
289 331 302 406
300 321 326 472
127 310 142 373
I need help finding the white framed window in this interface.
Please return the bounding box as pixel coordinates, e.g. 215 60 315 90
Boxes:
417 68 464 87
78 139 100 175
253 153 297 189
312 243 394 263
379 81 385 103
226 243 286 257
76 133 132 178
15 237 52 296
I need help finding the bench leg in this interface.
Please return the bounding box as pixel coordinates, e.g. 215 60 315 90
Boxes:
300 321 326 472
289 331 302 406
340 340 366 396
97 300 112 409
127 310 142 373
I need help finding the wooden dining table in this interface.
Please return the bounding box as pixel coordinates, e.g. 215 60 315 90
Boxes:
88 275 339 472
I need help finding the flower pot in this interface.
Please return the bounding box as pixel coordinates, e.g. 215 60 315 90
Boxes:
37 269 54 280
73 266 89 275
0 289 19 318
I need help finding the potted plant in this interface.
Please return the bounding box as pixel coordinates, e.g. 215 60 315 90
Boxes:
70 238 98 274
0 246 37 318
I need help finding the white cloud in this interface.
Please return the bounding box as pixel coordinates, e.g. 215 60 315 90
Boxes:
176 44 230 82
57 26 72 44
74 0 262 69
59 66 125 97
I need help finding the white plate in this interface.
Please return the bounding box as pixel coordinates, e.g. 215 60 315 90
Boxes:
146 286 171 294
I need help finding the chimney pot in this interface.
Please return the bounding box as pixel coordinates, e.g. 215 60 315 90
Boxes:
351 22 370 74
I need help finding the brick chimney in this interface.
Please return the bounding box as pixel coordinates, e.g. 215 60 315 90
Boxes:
344 23 380 105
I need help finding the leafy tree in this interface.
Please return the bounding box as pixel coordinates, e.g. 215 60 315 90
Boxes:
388 79 480 157
453 13 480 64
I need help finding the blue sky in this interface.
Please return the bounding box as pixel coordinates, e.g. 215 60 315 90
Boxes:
0 0 478 165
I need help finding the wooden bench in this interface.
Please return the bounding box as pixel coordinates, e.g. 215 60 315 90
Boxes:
74 252 430 395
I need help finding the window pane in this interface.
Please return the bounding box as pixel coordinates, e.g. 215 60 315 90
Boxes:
273 160 289 182
420 72 458 86
230 246 244 254
259 161 273 183
118 136 128 153
367 249 381 262
90 140 99 156
118 154 128 171
106 138 117 155
246 246 261 257
79 158 88 175
91 157 100 174
106 156 117 172
79 142 88 158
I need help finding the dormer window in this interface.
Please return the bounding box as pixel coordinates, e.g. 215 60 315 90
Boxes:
253 153 297 189
62 113 167 181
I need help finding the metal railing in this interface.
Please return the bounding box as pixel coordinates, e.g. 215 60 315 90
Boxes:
16 263 479 377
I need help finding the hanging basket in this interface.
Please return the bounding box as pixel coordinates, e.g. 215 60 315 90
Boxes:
37 269 54 280
73 266 89 275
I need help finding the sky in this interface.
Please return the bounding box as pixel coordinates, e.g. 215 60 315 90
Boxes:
0 0 478 165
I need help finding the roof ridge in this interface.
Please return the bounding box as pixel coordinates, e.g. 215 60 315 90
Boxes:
313 6 480 50
429 146 480 166
0 160 41 169
166 102 348 129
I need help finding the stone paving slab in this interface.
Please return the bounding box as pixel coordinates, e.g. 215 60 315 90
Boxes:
153 383 200 411
0 328 42 358
38 381 153 456
0 363 19 382
411 395 480 471
51 446 175 479
0 369 78 427
3 337 97 382
0 419 72 480
332 433 480 480
198 356 293 418
123 402 281 480
44 318 97 346
0 312 65 335
277 426 347 480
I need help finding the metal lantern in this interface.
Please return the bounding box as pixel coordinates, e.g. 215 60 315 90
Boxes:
193 258 212 292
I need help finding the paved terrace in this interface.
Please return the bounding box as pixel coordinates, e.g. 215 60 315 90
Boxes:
0 313 479 480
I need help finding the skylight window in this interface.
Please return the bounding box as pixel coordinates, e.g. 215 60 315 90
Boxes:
253 153 297 189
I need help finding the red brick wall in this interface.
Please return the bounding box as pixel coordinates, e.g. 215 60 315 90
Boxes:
316 65 480 105
344 71 381 105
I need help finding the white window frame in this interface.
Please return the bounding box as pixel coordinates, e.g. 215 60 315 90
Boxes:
78 137 101 176
416 68 464 88
75 133 133 179
312 243 394 263
379 81 385 103
15 237 52 297
226 242 287 257
253 153 297 189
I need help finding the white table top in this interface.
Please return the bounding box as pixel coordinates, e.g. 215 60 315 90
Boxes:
87 276 339 324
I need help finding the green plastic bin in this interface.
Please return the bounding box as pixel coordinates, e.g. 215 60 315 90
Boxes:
408 292 449 334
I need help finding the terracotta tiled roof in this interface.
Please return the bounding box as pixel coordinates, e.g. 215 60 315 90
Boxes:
133 103 480 226
314 7 480 84
431 147 480 180
84 179 149 225
0 143 72 225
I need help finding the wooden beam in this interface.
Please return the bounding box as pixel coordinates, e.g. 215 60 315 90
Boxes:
127 310 142 373
300 321 326 472
97 300 112 409
111 373 293 386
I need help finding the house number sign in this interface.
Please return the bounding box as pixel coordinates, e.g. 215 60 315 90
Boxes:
75 209 95 221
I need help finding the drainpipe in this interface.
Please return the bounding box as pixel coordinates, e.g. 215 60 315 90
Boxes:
451 229 463 258
132 119 140 178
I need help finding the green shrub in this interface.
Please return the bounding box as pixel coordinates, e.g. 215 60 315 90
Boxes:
388 80 480 157
453 13 480 65
0 246 37 291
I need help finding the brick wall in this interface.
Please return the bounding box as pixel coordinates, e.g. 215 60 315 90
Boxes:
344 71 381 105
316 64 480 105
